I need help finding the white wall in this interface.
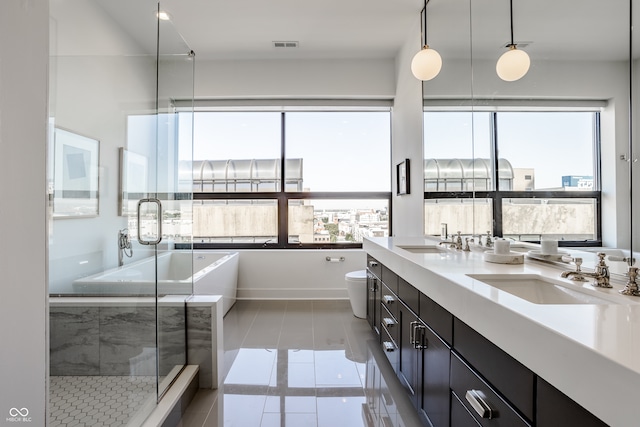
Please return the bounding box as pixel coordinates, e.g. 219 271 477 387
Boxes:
391 21 425 237
0 2 48 425
236 250 367 300
192 58 396 99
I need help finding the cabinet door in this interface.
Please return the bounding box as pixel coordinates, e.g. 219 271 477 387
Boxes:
366 270 379 335
419 324 450 427
398 300 419 409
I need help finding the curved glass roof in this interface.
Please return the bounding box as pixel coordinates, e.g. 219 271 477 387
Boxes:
424 158 513 180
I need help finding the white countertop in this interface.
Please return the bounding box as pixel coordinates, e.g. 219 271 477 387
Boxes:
364 236 640 427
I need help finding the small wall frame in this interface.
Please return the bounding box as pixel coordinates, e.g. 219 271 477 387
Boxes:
52 128 100 218
396 159 410 195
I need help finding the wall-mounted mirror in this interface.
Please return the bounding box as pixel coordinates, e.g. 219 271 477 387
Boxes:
52 127 100 218
422 0 631 273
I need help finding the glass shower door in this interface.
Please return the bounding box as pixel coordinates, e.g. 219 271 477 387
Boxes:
153 4 195 398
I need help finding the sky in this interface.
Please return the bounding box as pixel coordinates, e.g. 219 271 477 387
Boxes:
424 111 595 189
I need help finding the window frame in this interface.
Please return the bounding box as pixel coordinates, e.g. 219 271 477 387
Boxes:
184 108 393 250
423 109 602 246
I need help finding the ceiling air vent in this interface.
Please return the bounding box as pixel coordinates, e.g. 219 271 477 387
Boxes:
273 41 299 48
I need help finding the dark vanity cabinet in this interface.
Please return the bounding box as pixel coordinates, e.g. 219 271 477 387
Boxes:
452 318 534 426
536 377 608 427
392 277 452 427
364 257 608 427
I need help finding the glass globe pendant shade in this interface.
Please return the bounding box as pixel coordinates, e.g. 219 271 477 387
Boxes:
411 46 442 81
496 45 530 81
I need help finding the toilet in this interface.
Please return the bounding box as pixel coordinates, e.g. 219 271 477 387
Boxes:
345 269 367 319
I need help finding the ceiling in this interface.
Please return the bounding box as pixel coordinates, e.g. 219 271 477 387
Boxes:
92 0 631 62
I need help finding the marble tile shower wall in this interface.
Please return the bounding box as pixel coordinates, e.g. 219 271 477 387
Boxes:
50 304 187 376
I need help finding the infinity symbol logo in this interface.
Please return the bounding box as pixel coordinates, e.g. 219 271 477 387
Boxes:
9 408 29 417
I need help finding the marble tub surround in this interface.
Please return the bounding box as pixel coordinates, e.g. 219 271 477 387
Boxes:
367 236 640 426
50 297 186 376
50 296 223 390
186 295 224 389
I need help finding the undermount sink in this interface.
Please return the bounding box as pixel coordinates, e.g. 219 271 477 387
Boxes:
395 245 444 254
467 274 619 305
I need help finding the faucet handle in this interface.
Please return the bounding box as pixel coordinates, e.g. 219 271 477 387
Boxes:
608 255 636 266
561 256 587 282
620 266 640 296
562 256 583 270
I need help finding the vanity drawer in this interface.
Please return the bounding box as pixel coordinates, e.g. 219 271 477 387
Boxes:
380 322 398 372
380 303 399 344
398 277 420 314
450 353 530 427
381 265 398 295
381 283 398 320
419 292 452 345
536 377 607 427
451 391 481 427
453 318 534 421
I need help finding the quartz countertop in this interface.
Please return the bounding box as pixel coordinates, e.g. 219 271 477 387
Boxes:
364 236 640 427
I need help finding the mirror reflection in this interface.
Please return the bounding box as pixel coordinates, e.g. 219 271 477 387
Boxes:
421 0 632 276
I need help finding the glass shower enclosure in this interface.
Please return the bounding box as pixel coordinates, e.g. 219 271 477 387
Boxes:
48 1 194 424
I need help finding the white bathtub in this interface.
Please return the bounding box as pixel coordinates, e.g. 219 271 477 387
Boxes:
72 251 238 315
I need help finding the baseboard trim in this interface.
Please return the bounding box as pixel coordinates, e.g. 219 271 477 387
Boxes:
237 288 349 300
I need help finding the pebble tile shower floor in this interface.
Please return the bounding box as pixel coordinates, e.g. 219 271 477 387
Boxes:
49 375 155 426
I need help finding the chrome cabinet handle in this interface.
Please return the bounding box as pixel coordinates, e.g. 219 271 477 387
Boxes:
414 324 428 350
409 321 418 346
410 323 428 350
136 198 162 245
369 261 379 267
465 389 495 419
383 317 396 327
383 295 395 304
383 341 395 352
369 277 377 292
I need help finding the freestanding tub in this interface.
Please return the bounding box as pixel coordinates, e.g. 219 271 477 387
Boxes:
72 251 238 315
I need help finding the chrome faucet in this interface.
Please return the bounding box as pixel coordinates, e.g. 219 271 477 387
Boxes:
118 228 133 267
438 231 464 250
561 252 611 288
475 231 493 248
608 255 640 296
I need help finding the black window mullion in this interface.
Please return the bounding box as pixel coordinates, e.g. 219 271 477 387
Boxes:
279 112 288 244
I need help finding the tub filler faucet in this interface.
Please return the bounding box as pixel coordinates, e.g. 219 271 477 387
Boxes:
118 228 133 267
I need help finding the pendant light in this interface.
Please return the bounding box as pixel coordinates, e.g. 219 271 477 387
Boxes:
411 0 442 81
496 0 530 81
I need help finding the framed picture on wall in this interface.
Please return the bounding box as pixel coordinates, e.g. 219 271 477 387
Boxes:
396 159 410 195
52 128 100 218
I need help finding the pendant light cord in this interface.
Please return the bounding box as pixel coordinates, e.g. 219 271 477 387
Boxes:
509 0 515 47
423 0 428 47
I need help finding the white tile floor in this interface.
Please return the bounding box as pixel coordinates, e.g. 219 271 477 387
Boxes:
177 300 422 427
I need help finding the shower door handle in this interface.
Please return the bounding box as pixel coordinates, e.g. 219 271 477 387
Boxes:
137 198 163 245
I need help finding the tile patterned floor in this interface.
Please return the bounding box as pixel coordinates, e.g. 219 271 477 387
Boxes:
178 300 421 427
49 375 155 426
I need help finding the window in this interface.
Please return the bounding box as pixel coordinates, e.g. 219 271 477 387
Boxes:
423 109 601 245
187 109 391 248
